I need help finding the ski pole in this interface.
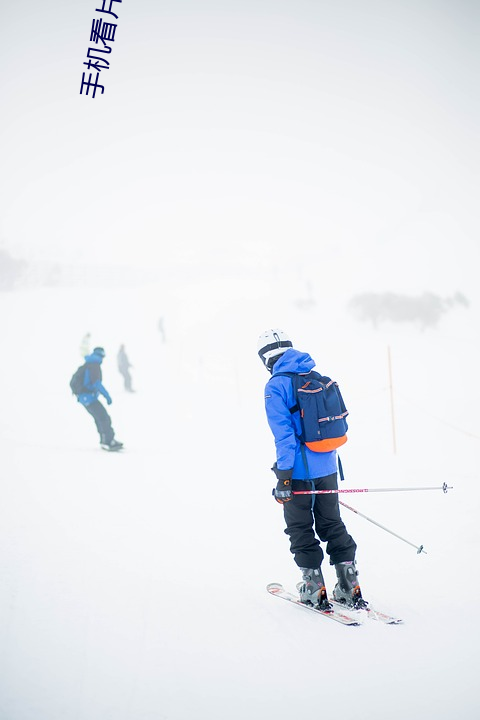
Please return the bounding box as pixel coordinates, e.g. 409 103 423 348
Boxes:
292 482 452 496
338 499 427 554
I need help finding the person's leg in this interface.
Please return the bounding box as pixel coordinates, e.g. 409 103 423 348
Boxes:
283 480 324 569
85 401 114 444
312 473 366 606
312 473 356 565
121 369 132 391
284 480 331 605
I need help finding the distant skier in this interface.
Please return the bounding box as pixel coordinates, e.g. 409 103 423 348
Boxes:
71 346 123 451
257 328 366 610
117 344 134 392
80 332 91 358
158 316 166 343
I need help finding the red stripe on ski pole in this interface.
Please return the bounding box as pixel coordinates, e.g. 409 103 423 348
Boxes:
292 483 453 496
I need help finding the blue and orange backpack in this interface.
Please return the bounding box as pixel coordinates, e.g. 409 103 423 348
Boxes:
276 371 348 452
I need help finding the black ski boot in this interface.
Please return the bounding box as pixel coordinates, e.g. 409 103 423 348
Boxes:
297 568 332 611
333 561 368 609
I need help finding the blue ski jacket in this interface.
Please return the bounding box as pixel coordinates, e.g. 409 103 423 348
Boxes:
77 351 112 407
264 348 337 480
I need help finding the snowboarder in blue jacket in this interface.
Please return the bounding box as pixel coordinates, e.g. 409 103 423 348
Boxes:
258 329 366 610
76 347 123 451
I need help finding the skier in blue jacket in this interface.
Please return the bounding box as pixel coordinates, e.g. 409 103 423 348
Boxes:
77 347 123 451
258 329 366 610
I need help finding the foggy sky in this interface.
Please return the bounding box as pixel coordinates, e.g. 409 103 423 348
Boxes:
1 1 479 294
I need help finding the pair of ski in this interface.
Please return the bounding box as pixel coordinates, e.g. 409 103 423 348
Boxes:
267 583 402 626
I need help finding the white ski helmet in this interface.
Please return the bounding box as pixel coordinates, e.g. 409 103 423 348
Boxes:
257 329 293 369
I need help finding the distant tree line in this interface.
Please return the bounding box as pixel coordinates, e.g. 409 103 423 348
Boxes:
348 291 469 329
0 248 27 291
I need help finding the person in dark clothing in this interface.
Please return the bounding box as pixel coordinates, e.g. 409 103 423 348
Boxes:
76 347 123 451
117 344 134 392
258 328 366 610
158 316 166 343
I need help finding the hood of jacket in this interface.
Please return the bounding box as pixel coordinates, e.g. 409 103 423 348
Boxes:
271 348 315 375
84 351 103 364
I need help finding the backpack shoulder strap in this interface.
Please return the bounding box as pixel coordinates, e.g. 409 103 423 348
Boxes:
83 363 91 388
273 371 303 414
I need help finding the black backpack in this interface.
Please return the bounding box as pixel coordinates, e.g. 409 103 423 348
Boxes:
70 364 87 395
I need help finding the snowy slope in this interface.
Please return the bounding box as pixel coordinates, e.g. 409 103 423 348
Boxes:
0 276 478 720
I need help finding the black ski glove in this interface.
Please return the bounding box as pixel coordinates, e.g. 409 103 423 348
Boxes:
271 463 293 481
271 464 293 504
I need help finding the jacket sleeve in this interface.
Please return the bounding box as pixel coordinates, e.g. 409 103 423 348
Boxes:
96 382 112 403
264 378 297 471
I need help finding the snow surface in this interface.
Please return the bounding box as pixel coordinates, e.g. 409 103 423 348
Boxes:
1 276 478 720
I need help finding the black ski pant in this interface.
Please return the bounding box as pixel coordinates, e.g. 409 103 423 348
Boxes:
283 473 356 570
83 400 114 444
